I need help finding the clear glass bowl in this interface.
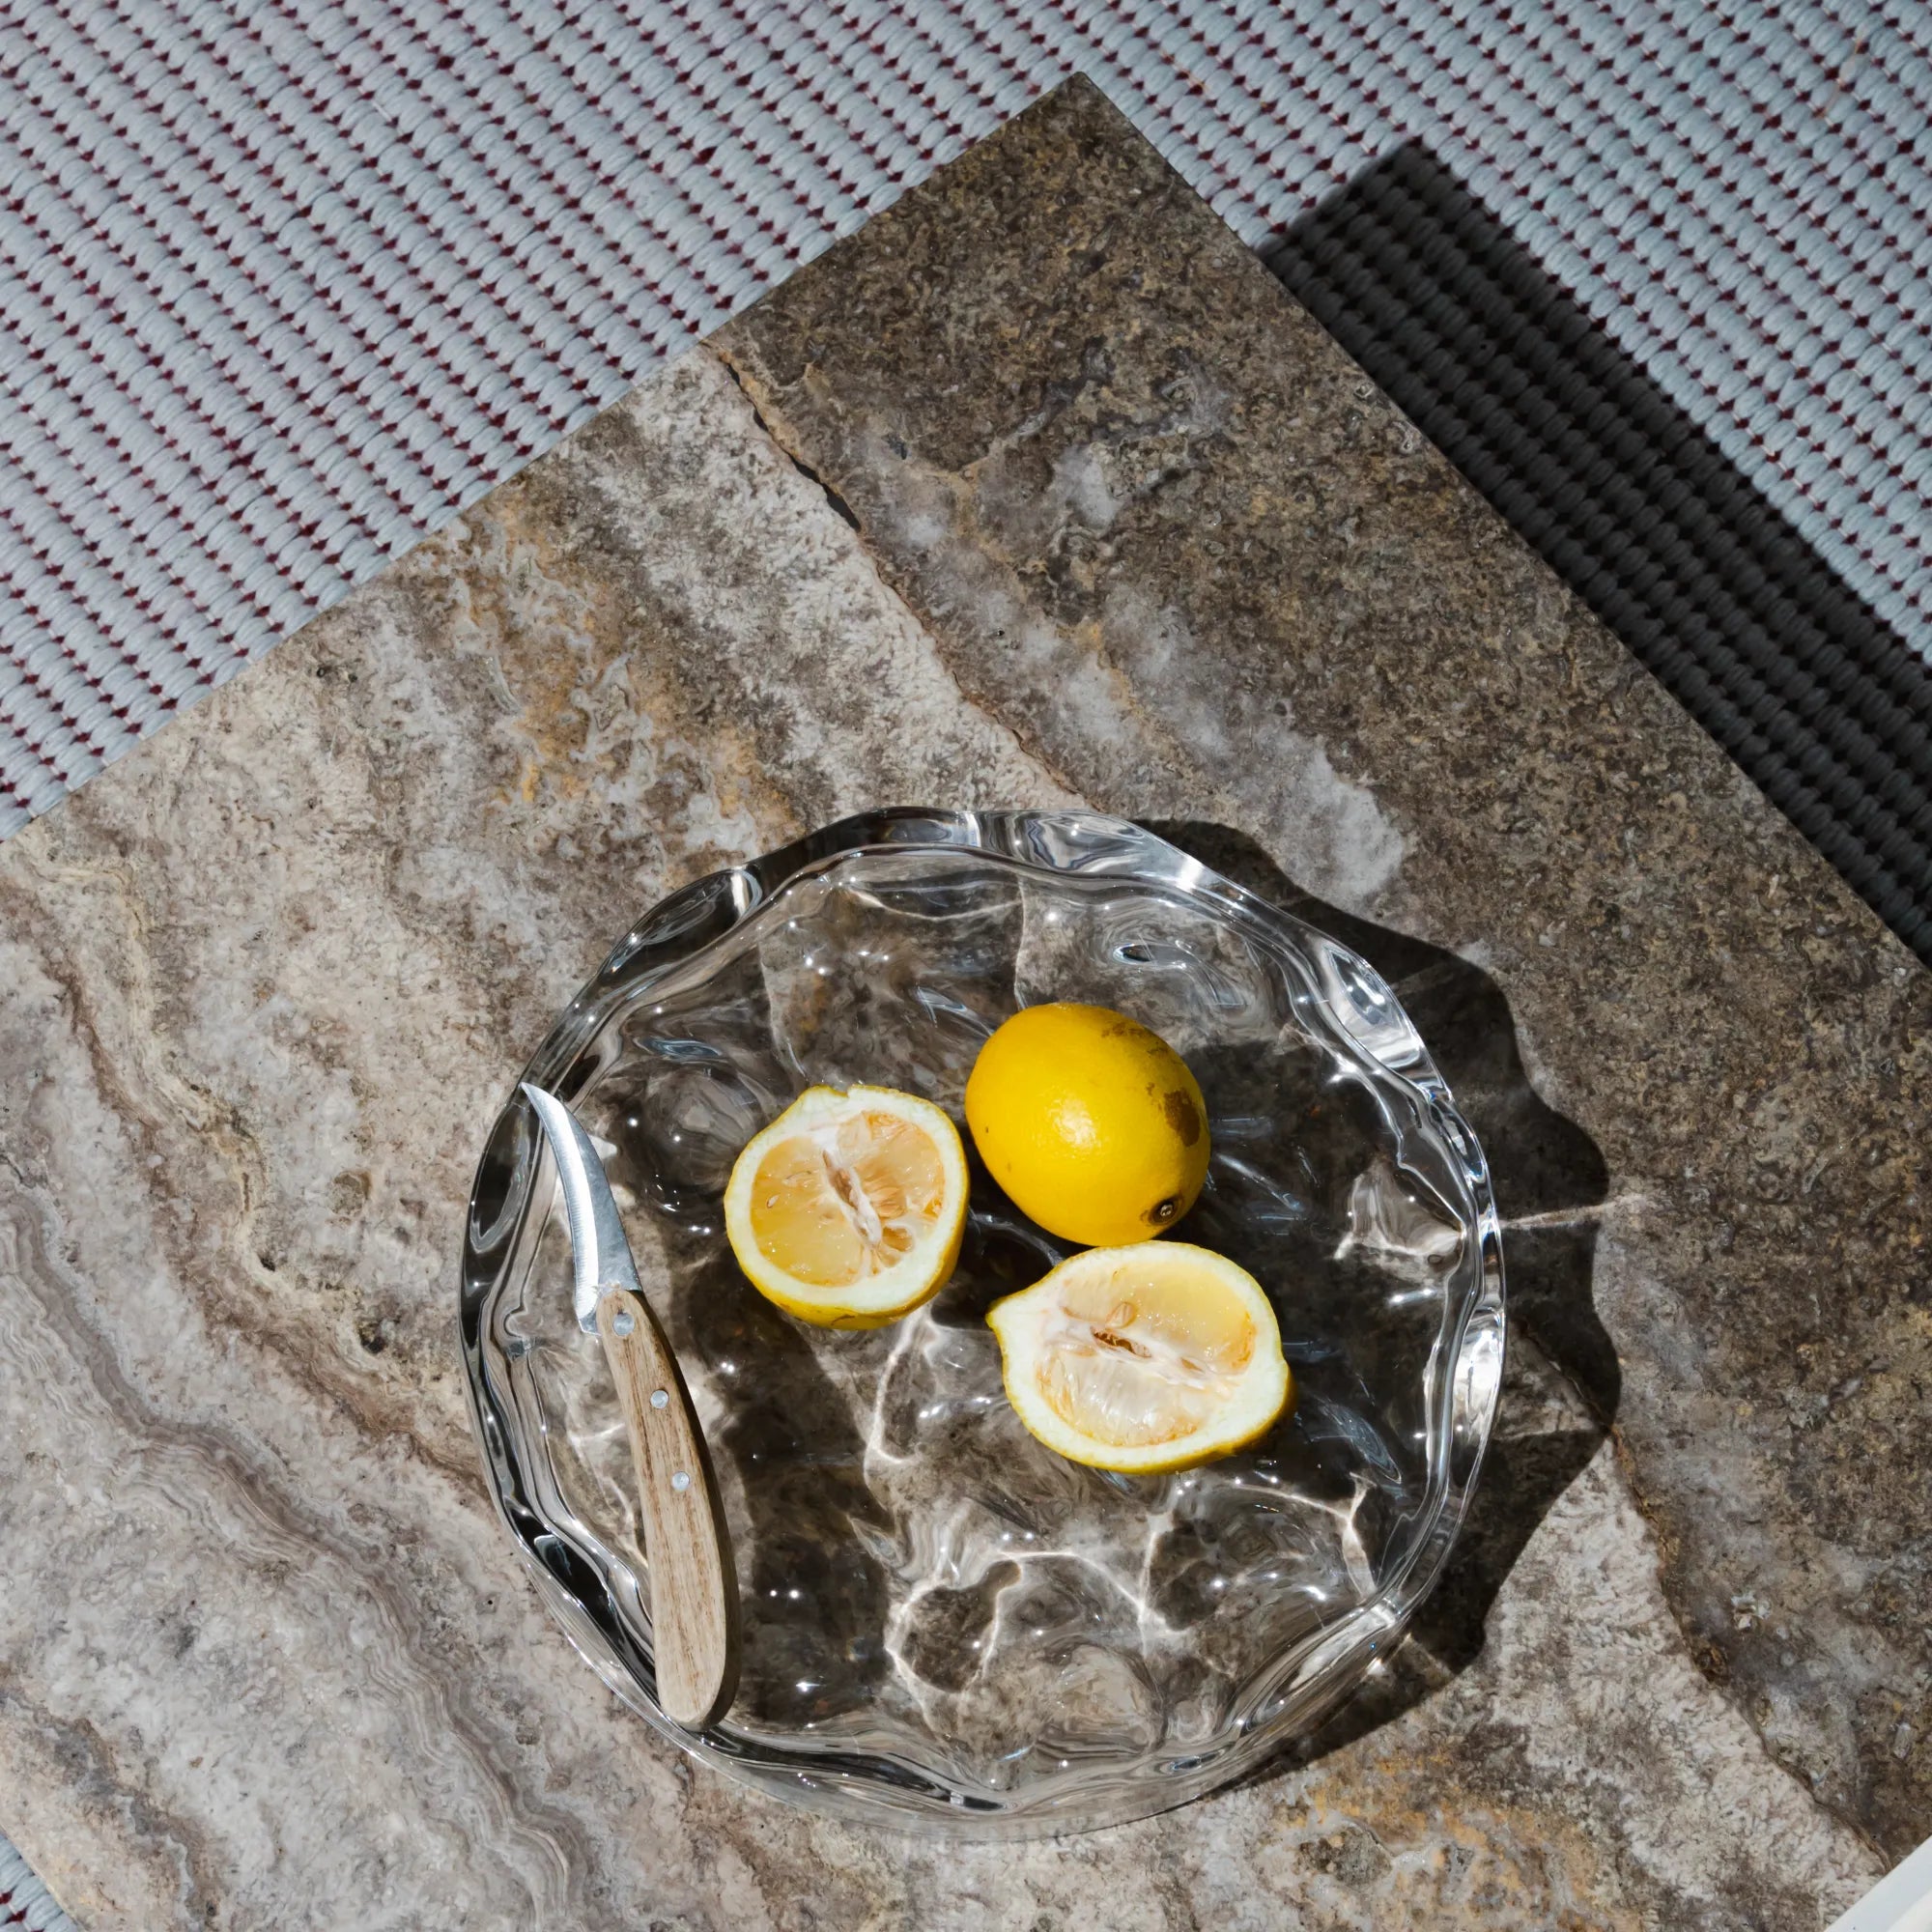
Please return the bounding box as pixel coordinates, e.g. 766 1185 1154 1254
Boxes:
460 810 1504 1835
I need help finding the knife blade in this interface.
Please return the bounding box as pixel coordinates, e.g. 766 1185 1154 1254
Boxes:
522 1081 641 1335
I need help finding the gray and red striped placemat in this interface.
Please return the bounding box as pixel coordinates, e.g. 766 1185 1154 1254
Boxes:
4 5 1929 914
0 1831 73 1931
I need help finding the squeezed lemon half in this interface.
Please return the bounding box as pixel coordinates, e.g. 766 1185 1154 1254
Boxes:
724 1085 968 1327
987 1243 1291 1472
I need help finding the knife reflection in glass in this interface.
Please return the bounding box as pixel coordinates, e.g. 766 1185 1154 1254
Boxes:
521 1082 740 1729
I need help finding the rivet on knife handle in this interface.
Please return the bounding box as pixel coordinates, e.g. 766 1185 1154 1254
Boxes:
595 1289 739 1729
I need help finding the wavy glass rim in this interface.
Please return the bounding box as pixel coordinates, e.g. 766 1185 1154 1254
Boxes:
459 810 1506 1835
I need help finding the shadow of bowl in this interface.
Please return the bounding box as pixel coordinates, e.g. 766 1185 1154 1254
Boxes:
1146 818 1614 1760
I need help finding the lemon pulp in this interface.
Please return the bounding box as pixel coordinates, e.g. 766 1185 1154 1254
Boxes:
750 1106 949 1284
724 1085 967 1326
987 1244 1290 1471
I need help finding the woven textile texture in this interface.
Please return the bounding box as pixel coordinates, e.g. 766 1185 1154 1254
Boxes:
5 3 1931 943
0 1831 78 1932
4 6 1928 822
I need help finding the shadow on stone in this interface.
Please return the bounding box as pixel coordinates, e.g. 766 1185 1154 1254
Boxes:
1262 141 1932 964
1147 819 1613 1759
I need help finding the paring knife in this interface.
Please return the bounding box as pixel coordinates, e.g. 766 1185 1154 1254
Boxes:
521 1082 740 1729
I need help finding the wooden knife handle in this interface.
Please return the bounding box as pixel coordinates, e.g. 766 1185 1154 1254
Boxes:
595 1290 739 1729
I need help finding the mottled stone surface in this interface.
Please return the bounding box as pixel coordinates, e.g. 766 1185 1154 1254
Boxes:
717 80 1932 1862
0 77 1920 1932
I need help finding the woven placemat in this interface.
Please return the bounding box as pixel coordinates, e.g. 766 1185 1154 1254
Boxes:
3 4 1928 946
0 1830 76 1932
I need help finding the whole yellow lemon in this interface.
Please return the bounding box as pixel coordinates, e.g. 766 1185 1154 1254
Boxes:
964 1003 1209 1246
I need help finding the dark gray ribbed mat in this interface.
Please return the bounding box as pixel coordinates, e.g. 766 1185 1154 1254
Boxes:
1266 144 1932 964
